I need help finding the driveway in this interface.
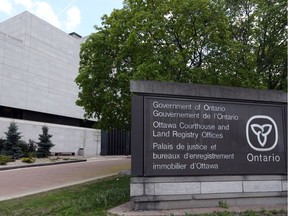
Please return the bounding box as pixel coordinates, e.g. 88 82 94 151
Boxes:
0 156 131 201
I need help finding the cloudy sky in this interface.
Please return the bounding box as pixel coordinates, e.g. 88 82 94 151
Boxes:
0 0 124 36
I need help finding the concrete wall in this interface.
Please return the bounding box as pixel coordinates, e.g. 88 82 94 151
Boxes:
0 11 85 119
0 118 100 158
131 175 287 210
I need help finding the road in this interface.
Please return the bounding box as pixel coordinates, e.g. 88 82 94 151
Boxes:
0 156 131 201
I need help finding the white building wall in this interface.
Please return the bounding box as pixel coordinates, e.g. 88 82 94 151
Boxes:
0 11 85 118
0 12 100 157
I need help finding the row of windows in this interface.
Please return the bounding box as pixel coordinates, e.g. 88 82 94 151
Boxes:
0 106 95 128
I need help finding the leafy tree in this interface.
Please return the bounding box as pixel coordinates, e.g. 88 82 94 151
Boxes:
220 0 287 90
75 0 287 130
2 122 22 159
36 126 54 158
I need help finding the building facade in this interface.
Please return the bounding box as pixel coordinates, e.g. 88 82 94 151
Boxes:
0 11 100 157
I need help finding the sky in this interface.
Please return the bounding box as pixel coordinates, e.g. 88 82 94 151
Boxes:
0 0 124 36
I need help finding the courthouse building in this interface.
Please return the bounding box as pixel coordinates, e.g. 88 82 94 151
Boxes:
0 11 100 157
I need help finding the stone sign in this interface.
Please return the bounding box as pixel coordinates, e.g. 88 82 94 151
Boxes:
130 80 287 211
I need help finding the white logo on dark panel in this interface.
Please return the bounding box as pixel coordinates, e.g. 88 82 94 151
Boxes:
250 124 272 147
246 115 278 152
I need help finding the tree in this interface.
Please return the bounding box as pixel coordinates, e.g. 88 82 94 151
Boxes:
36 126 54 158
75 0 287 130
220 0 287 90
2 122 22 159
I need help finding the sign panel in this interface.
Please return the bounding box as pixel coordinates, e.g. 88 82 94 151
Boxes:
144 97 286 176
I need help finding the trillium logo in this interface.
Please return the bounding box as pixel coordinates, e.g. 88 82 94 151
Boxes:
250 124 272 147
246 115 278 151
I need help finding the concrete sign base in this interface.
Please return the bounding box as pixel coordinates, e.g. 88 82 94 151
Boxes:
131 175 287 210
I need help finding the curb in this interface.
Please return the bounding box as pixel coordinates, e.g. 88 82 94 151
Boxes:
0 159 87 171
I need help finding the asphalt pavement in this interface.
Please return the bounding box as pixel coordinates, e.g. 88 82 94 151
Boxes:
0 156 131 201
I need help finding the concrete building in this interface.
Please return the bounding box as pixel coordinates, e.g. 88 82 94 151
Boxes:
0 11 100 157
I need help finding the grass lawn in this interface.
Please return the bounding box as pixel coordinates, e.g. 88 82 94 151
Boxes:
0 175 130 216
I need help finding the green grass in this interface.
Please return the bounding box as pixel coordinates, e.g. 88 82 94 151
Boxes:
0 175 130 216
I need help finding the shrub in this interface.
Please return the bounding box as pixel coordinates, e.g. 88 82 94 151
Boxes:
0 138 5 153
0 155 13 165
18 140 27 157
19 139 37 157
218 200 229 209
21 157 36 163
27 139 37 153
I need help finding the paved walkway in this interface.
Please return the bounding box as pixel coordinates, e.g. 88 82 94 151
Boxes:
109 202 287 216
0 156 131 201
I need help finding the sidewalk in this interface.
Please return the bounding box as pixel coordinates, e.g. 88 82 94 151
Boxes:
0 156 131 201
108 201 287 216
